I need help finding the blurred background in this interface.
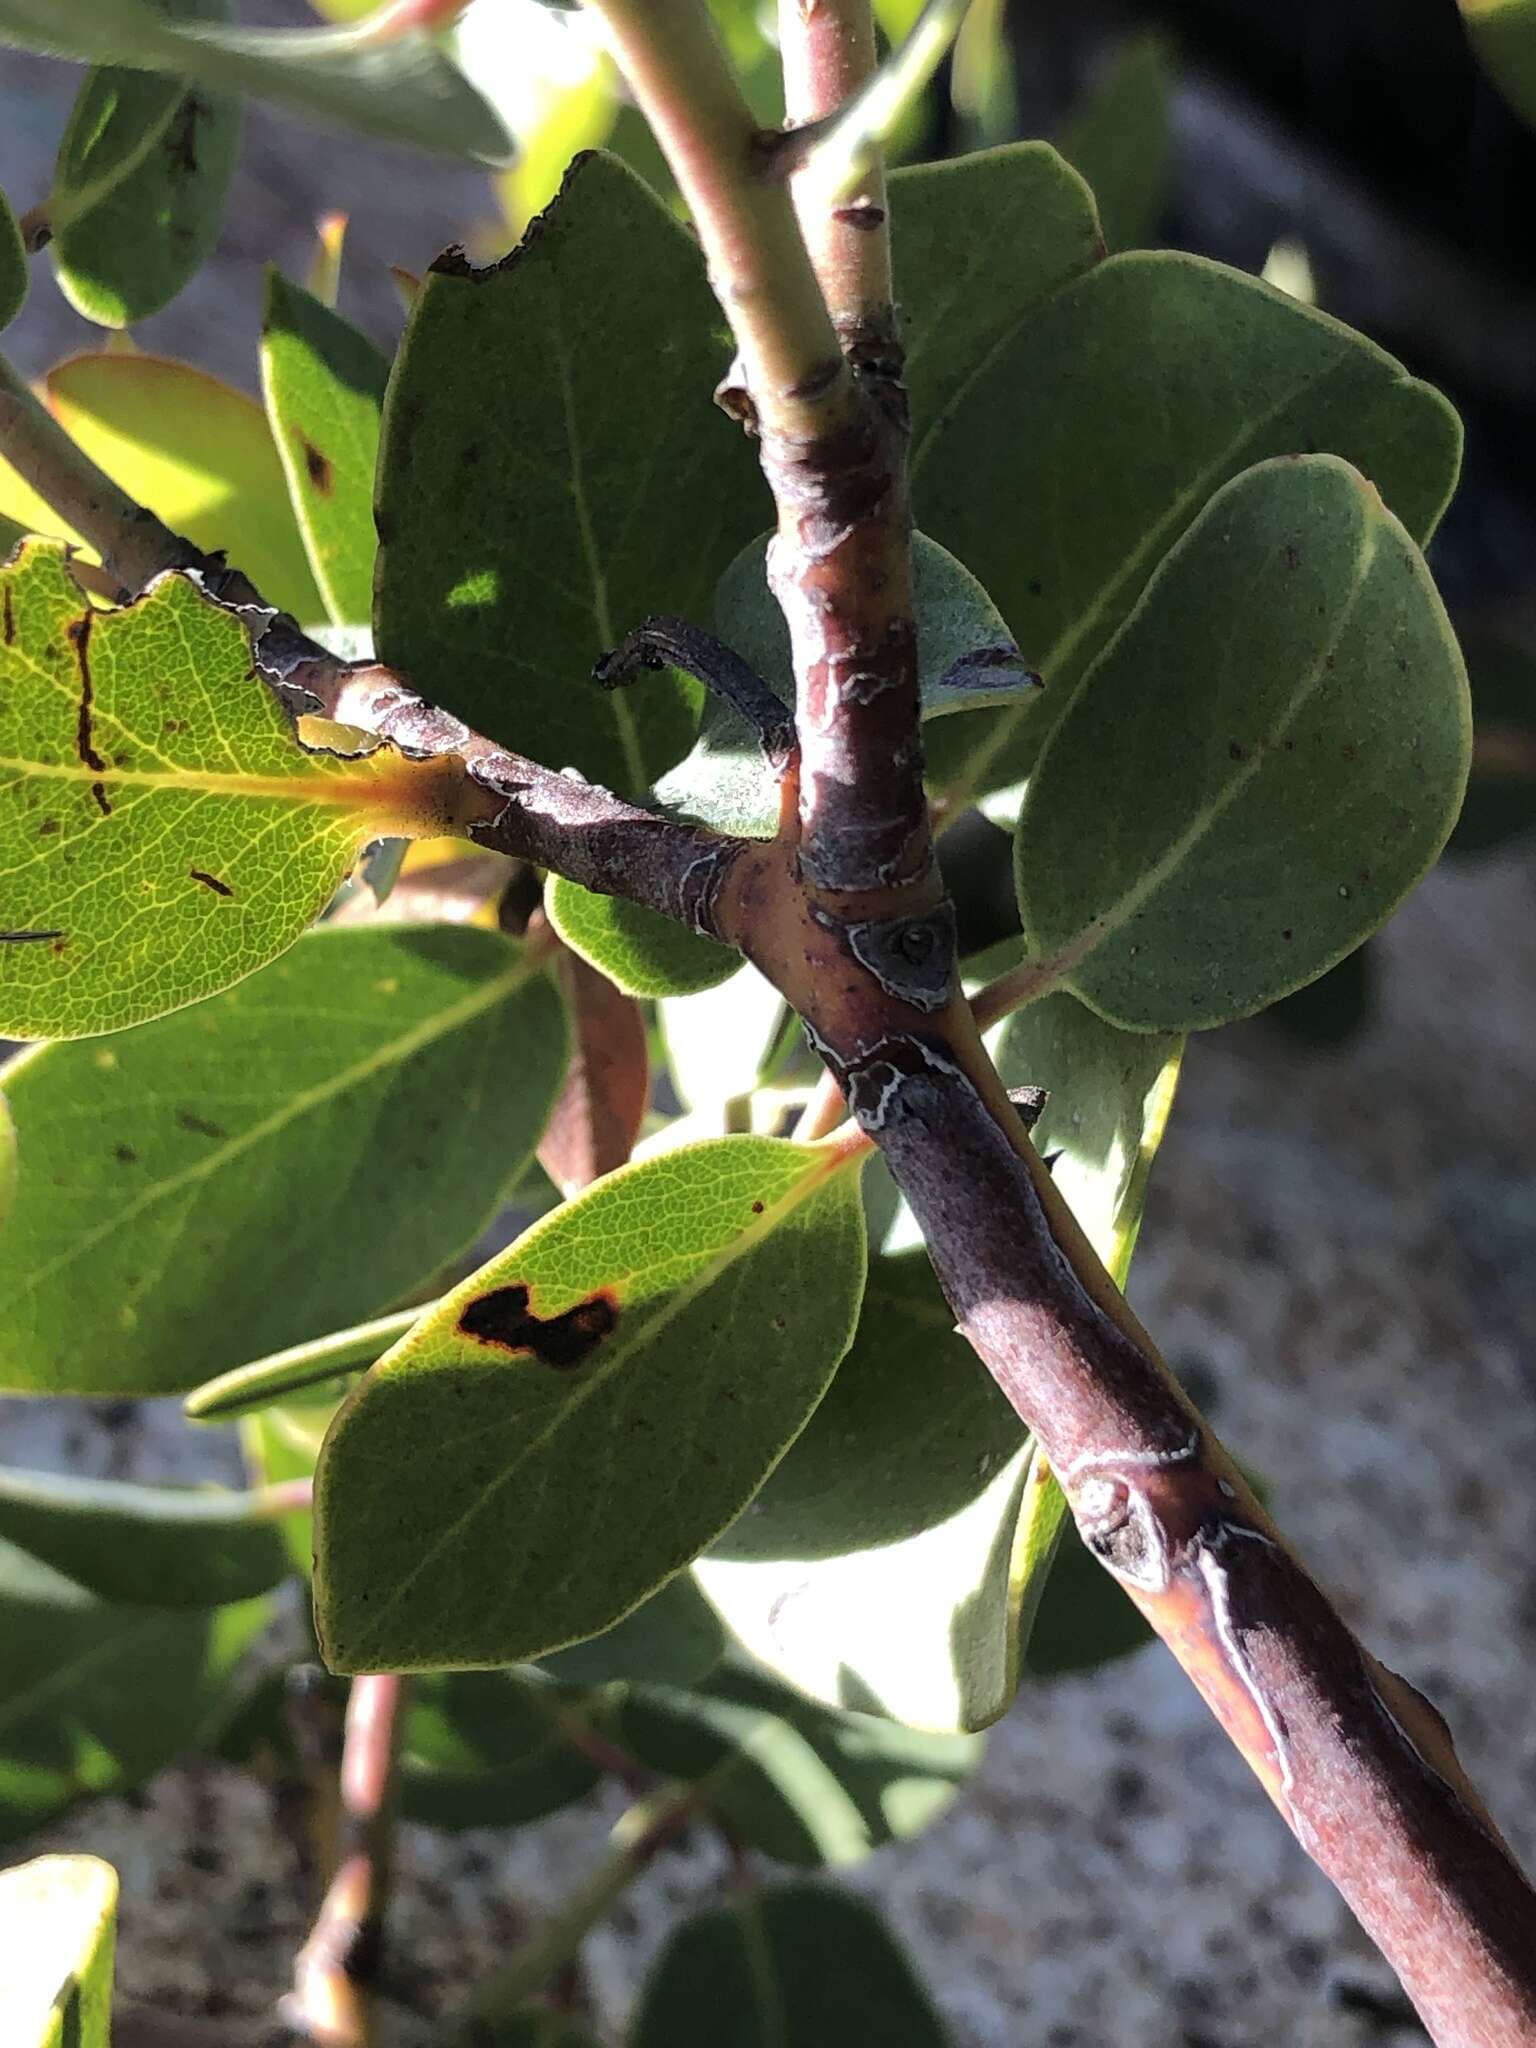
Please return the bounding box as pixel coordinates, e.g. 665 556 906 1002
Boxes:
1 3 1534 2044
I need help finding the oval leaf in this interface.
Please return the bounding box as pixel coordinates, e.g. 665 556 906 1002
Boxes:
375 150 766 796
0 1467 288 1606
633 1881 947 2047
618 1662 979 1869
0 545 462 1040
398 1670 601 1831
908 235 1461 811
546 875 740 1000
671 528 1037 836
52 9 241 328
0 1855 117 2048
260 271 389 626
1014 455 1470 1031
315 1134 868 1672
0 923 567 1394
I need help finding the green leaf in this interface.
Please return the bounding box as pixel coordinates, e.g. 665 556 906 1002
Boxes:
0 1538 267 1840
0 1854 117 2048
241 1389 335 1576
475 2013 602 2048
909 241 1462 811
0 0 511 162
539 1571 724 1688
618 1662 979 1868
889 142 1102 450
375 150 766 797
0 543 463 1040
1461 0 1536 127
0 1090 14 1231
1013 455 1470 1031
184 1307 422 1421
260 271 389 627
0 1467 288 1606
0 185 26 331
398 1670 601 1831
315 1134 868 1673
51 1 241 328
545 876 740 999
632 1881 948 2046
667 529 1037 838
1056 31 1173 252
696 1251 1031 1734
0 923 567 1393
0 354 325 620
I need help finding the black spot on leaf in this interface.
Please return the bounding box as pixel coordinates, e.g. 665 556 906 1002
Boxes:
300 438 333 495
458 1283 618 1370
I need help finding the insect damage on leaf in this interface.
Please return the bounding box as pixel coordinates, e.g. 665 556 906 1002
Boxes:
457 1284 620 1370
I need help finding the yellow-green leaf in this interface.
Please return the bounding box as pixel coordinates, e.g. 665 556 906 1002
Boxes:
0 542 463 1040
315 1135 868 1672
0 1855 116 2048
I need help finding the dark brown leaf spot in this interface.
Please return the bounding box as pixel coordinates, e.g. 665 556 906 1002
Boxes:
189 868 233 898
115 1144 137 1164
38 818 58 835
90 781 111 817
300 438 334 495
832 203 886 231
2 587 13 644
1283 544 1301 570
70 613 105 772
176 1110 227 1140
751 1200 765 1214
1228 741 1246 761
458 1283 618 1370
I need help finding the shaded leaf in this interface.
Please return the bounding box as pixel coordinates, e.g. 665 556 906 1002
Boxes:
0 923 566 1392
315 1134 868 1672
1014 456 1470 1031
0 353 326 619
0 0 511 161
375 150 766 796
633 1881 948 2048
260 271 389 626
0 1854 117 2048
670 529 1037 837
398 1670 601 1830
0 1466 288 1606
1057 31 1173 252
909 240 1461 811
538 947 650 1197
0 1538 267 1840
545 876 739 1000
1461 0 1536 129
241 1389 336 1577
477 2012 602 2048
618 1661 979 1868
1262 941 1376 1048
889 142 1102 450
0 549 475 1040
0 185 26 331
539 1571 724 1688
51 1 241 328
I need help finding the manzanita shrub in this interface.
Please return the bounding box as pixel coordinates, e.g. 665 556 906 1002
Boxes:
0 4 1530 2046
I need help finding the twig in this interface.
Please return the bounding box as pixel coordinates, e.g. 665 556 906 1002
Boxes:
284 1673 411 2048
596 615 797 768
439 1783 700 2039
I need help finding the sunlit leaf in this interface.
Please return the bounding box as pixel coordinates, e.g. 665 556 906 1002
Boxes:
376 149 766 796
0 1467 289 1605
0 545 470 1040
260 271 388 626
315 1135 868 1672
0 923 566 1391
0 0 511 161
1014 456 1470 1030
51 1 241 328
633 1882 948 2047
545 876 739 1000
0 1854 117 2048
618 1661 979 1868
